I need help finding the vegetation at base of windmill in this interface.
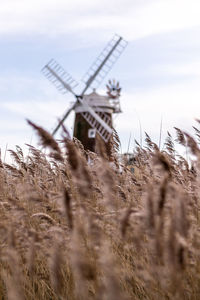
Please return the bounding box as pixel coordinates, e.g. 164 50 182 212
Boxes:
1 121 200 299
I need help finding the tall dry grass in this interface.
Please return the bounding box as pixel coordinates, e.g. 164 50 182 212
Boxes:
0 121 200 299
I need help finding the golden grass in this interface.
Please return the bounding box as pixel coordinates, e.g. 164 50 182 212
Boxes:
0 121 200 299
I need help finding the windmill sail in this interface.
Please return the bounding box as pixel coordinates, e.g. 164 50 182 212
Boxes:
81 111 112 142
78 97 113 142
81 34 128 95
42 59 78 95
52 97 113 141
52 102 77 136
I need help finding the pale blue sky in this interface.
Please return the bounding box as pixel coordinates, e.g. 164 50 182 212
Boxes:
1 0 200 159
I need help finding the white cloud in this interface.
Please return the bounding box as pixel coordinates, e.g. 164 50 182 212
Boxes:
1 0 200 157
124 0 200 40
1 0 200 43
0 75 76 137
115 76 200 151
158 61 200 77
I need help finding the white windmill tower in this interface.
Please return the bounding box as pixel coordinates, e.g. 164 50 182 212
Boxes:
42 34 127 155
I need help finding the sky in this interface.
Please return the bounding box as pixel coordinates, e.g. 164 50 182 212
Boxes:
1 0 200 160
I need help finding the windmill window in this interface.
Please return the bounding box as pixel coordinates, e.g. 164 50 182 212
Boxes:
88 128 96 138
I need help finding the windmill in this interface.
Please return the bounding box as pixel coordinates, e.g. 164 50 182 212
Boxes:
42 34 127 155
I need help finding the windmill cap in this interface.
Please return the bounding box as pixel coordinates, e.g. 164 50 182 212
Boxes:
75 91 116 113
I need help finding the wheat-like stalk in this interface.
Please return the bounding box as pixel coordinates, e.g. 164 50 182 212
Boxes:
0 120 200 299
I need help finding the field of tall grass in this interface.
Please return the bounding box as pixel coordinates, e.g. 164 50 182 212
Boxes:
1 120 200 299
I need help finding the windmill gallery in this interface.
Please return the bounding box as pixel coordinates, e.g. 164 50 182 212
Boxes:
42 35 128 155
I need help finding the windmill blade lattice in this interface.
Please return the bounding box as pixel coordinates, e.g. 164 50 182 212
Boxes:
78 98 113 142
52 96 113 142
81 111 112 142
81 34 128 95
52 102 77 136
42 59 78 95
